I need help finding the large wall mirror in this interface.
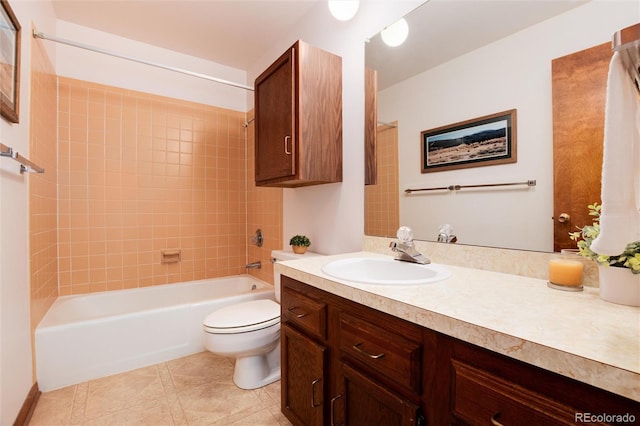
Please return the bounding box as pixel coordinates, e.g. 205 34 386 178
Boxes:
365 0 638 252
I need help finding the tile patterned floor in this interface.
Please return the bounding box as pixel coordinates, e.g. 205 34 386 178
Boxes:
29 352 292 426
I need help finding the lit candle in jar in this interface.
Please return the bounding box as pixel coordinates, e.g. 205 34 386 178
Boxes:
548 258 584 286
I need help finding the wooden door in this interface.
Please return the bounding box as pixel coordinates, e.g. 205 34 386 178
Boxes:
281 323 326 426
255 47 296 183
552 42 611 252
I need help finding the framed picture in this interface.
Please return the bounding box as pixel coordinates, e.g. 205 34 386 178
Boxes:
421 109 516 173
0 0 21 123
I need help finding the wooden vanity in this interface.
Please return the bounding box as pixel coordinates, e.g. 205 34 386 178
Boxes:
277 253 640 426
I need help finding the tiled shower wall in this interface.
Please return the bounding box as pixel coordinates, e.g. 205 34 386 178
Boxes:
56 77 254 295
29 38 59 347
365 124 399 238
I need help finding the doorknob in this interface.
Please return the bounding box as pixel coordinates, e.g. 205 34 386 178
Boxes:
558 213 570 223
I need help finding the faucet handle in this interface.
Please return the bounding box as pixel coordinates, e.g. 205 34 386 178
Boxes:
396 226 414 244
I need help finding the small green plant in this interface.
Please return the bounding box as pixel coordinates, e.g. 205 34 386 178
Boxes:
289 235 311 247
569 203 640 274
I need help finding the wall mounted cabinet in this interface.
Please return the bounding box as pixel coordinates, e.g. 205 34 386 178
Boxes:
254 40 342 187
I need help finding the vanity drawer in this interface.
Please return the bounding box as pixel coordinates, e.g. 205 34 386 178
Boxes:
339 312 422 394
281 287 327 340
450 359 582 426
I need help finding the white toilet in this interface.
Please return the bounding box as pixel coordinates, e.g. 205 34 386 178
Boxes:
203 249 322 389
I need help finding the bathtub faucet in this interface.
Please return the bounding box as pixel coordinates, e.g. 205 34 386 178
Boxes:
245 261 261 269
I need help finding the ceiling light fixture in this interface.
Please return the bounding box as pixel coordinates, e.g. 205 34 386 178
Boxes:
328 0 360 21
381 18 409 47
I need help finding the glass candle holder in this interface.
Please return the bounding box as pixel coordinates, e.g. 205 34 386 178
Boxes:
548 249 584 291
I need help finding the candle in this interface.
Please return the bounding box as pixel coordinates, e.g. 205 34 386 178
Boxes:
549 258 584 286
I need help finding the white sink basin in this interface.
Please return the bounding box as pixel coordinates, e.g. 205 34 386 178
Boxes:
321 257 451 285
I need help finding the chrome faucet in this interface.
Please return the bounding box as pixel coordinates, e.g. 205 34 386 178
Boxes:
245 261 261 269
389 226 431 264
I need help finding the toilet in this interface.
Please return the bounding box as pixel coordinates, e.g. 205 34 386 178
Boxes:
203 249 322 389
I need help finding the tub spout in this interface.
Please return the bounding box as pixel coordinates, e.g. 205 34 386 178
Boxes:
245 261 261 269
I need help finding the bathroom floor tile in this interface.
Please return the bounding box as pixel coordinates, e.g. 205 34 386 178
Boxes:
29 352 292 426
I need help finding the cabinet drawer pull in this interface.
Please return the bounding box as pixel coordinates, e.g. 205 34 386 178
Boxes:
491 413 504 426
284 135 292 155
352 342 385 359
330 393 343 426
311 378 322 407
287 306 308 318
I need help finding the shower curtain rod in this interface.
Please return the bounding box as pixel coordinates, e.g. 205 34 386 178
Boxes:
33 30 254 92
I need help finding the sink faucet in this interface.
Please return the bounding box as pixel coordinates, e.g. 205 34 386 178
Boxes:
389 226 431 264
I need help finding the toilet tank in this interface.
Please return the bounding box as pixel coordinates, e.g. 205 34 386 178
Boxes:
271 249 323 302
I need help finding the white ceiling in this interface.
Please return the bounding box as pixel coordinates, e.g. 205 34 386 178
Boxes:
51 0 587 83
366 0 588 89
50 0 321 70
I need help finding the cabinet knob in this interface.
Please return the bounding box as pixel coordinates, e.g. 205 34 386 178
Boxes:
287 306 308 318
352 342 385 359
558 213 570 223
491 413 505 426
311 378 322 408
284 135 292 155
330 393 343 426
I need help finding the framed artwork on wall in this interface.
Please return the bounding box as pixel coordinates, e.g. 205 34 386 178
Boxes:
421 109 517 173
0 0 21 123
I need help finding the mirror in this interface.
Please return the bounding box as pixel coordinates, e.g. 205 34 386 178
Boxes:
365 0 636 252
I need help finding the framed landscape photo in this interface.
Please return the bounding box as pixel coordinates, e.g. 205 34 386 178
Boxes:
421 109 516 173
0 0 21 123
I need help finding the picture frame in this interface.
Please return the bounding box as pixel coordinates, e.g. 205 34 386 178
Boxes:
0 0 21 123
421 109 516 173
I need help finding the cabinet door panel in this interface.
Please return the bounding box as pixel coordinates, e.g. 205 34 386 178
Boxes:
451 359 580 426
339 312 422 394
340 363 419 426
281 286 327 340
281 323 325 426
255 47 295 182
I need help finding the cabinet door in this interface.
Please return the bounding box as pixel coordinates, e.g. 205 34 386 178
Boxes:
336 363 420 426
281 323 326 426
450 359 583 426
255 47 295 183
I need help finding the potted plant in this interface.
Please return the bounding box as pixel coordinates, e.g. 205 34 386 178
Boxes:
289 235 311 254
569 203 640 306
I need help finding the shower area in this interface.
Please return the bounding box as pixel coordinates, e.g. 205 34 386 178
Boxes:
28 33 284 362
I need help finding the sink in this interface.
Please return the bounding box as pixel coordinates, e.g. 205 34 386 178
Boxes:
321 257 451 285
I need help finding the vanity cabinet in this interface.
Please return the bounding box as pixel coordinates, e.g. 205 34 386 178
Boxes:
281 276 640 426
254 40 342 187
281 276 425 426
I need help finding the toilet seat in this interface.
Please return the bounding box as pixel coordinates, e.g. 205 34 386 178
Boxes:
203 299 280 334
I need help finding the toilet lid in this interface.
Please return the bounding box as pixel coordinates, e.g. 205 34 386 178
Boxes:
203 299 280 334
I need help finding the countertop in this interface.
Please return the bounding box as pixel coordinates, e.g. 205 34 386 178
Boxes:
274 251 640 402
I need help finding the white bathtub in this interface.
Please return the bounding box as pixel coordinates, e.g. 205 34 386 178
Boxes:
35 275 275 391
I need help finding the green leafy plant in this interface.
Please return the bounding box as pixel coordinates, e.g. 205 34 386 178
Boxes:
569 203 640 274
289 235 311 247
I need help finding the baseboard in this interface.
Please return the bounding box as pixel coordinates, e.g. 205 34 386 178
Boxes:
13 382 40 426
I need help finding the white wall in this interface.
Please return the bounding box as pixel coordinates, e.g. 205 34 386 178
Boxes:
247 0 423 255
0 1 57 423
55 20 249 112
378 0 638 252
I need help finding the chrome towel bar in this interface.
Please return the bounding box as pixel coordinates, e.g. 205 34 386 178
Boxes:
0 143 45 174
405 179 536 194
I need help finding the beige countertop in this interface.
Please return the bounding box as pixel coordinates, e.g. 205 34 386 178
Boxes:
275 251 640 402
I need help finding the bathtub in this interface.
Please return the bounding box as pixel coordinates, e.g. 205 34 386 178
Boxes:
35 275 275 391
